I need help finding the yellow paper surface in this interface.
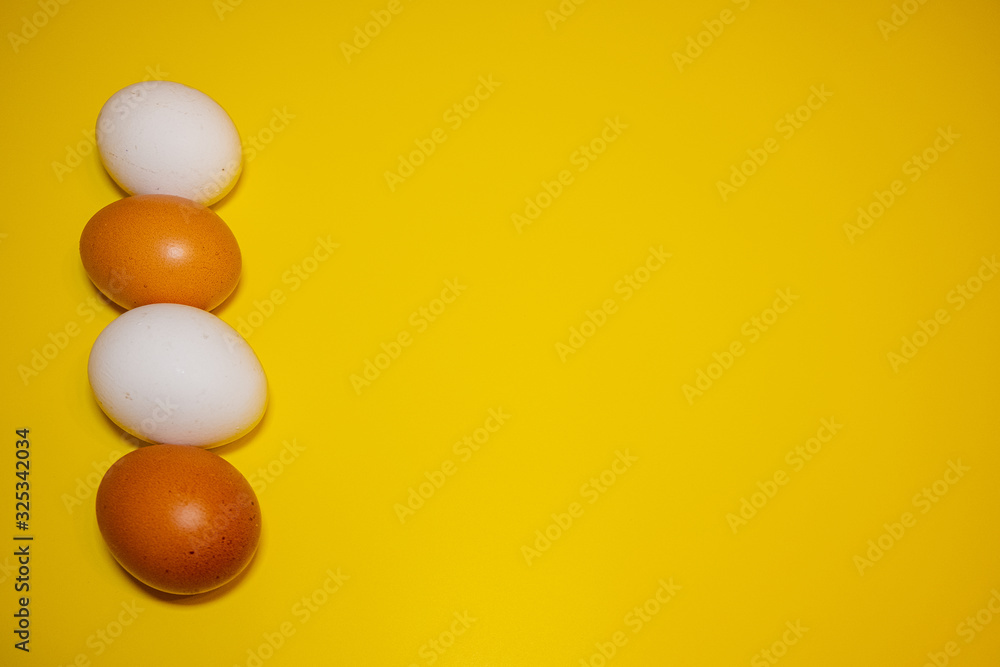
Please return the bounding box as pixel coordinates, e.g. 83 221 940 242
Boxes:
1 0 999 665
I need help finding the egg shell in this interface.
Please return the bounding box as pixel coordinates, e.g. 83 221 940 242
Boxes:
96 80 242 205
96 444 261 595
88 303 267 448
80 194 242 311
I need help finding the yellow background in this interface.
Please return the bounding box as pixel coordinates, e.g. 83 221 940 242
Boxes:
2 0 999 665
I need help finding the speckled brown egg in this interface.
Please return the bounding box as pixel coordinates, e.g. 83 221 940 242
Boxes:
80 194 241 311
96 444 261 595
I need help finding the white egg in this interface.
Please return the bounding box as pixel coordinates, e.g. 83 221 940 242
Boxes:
88 303 267 448
96 80 243 206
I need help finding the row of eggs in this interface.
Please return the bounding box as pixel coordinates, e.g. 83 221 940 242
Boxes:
84 80 267 595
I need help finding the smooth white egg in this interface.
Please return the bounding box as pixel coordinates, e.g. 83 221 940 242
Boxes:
88 303 267 448
96 80 243 205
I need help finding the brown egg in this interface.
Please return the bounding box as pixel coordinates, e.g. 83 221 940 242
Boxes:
96 444 261 595
80 194 241 311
